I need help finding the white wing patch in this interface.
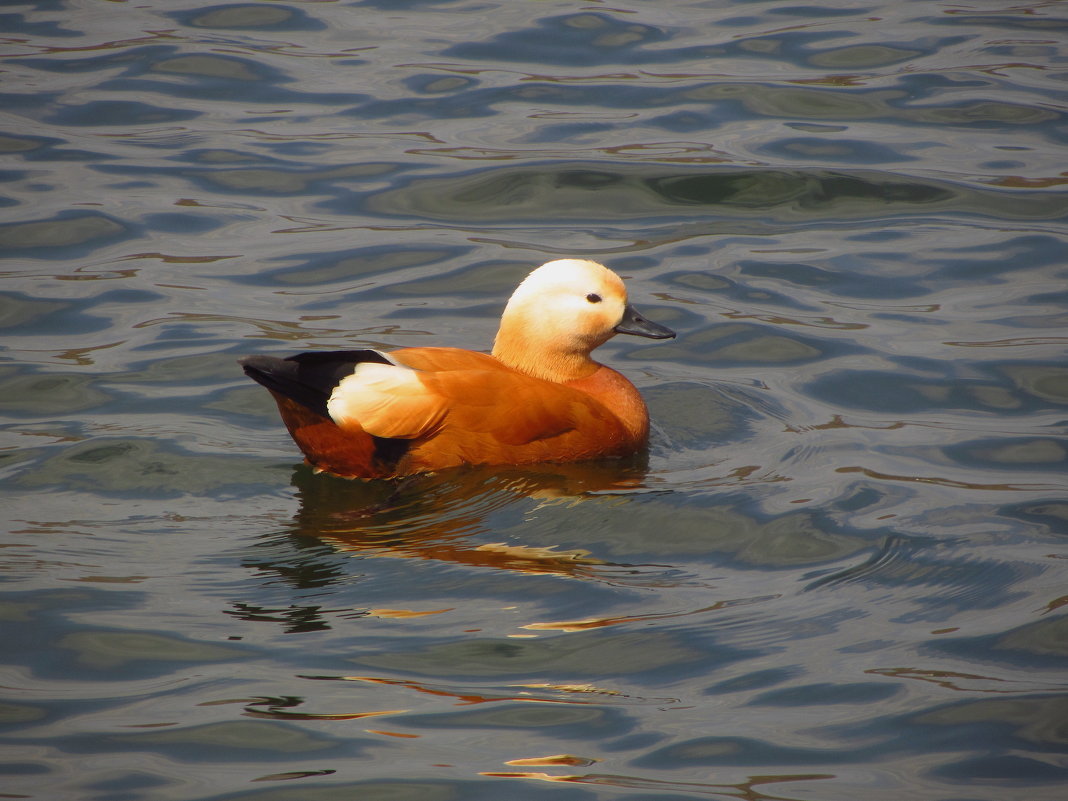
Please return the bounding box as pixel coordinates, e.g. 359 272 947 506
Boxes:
326 362 447 440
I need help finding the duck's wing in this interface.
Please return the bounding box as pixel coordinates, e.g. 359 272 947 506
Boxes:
328 361 450 440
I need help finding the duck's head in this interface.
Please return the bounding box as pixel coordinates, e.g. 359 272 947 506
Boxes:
492 259 674 382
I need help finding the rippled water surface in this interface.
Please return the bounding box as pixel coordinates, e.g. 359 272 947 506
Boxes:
3 1 1068 799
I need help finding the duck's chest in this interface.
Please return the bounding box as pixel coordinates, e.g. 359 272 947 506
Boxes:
565 366 649 443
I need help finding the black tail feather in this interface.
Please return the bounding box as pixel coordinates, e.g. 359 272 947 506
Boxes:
239 349 394 418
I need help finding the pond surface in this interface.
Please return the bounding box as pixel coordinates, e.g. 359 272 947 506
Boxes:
2 1 1068 799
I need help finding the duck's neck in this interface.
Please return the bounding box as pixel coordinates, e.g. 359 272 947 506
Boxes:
492 327 599 383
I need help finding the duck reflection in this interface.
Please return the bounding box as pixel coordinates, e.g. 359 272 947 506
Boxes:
282 458 650 578
230 460 654 631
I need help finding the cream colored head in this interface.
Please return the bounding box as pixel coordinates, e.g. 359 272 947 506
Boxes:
491 259 672 382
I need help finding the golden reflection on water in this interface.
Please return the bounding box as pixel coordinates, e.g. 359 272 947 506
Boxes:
866 667 1017 694
1040 593 1068 615
505 753 598 767
243 706 404 722
521 595 779 632
307 674 641 708
478 769 837 800
836 464 1064 492
365 607 453 619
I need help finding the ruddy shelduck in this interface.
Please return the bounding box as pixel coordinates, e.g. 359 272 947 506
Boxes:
240 259 674 478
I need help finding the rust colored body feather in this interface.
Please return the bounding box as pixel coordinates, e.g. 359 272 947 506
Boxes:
241 259 674 479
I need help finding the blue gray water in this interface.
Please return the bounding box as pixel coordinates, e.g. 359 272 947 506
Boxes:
2 1 1067 799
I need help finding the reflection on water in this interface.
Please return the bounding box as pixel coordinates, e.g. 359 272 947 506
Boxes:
3 1 1068 799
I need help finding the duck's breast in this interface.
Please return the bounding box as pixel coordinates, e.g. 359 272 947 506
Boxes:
564 365 650 445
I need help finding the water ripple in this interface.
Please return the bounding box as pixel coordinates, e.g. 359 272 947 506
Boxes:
3 2 1068 799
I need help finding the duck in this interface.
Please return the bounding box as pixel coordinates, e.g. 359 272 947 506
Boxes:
239 258 675 478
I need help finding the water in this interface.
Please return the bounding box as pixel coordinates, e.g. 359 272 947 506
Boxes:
2 1 1067 799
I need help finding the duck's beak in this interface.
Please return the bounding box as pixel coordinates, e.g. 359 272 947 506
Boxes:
614 304 675 339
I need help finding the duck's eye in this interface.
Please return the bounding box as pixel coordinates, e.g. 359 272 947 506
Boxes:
586 293 602 304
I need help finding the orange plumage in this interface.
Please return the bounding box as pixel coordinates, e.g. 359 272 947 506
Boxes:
240 259 674 478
